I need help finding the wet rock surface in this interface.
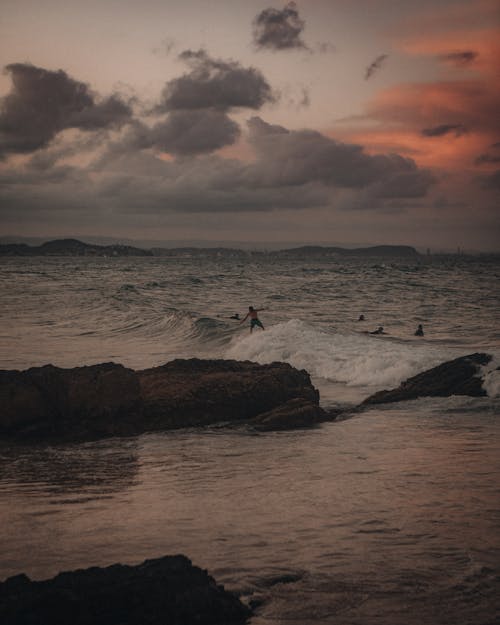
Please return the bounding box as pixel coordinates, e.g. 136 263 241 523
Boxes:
0 555 251 625
0 358 322 440
0 363 142 440
363 352 493 405
249 397 337 431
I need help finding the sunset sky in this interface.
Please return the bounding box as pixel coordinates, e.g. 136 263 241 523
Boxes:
0 0 499 251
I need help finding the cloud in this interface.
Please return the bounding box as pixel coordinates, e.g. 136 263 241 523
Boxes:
365 54 388 80
475 142 500 165
475 153 500 165
245 116 435 197
2 114 438 231
421 124 467 137
316 41 336 55
156 50 275 112
366 79 499 136
252 2 307 51
138 110 241 156
479 169 500 189
0 63 132 157
152 37 176 57
439 50 479 66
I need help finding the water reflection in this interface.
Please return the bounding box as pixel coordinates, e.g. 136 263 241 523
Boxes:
0 438 139 501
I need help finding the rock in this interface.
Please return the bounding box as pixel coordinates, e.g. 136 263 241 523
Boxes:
0 555 251 625
250 398 329 431
0 358 322 440
363 353 492 405
138 358 320 429
0 363 143 439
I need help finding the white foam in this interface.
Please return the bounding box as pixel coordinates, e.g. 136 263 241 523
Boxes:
225 319 449 389
481 358 500 398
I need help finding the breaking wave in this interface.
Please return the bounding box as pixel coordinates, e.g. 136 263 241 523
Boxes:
225 319 456 389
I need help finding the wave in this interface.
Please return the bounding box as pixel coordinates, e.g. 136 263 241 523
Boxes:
482 358 500 398
225 319 456 389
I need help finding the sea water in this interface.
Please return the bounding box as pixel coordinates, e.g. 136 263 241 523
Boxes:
0 254 499 624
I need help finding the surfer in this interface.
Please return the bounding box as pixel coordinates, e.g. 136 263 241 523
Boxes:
358 314 365 321
240 306 265 333
415 324 424 336
369 326 387 335
230 313 240 320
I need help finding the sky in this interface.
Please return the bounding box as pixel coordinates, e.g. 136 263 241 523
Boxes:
0 0 499 251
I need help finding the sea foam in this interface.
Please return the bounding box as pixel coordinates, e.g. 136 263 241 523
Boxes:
482 359 500 398
225 319 449 389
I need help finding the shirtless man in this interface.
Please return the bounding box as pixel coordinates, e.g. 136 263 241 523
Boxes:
240 306 265 333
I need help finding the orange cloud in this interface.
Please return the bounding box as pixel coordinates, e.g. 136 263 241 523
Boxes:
395 27 500 77
336 127 491 171
341 2 498 174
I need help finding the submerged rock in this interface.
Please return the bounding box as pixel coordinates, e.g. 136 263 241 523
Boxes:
363 352 493 405
0 358 321 440
0 555 251 625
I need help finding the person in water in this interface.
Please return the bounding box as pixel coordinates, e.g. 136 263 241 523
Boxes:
415 324 424 336
358 314 365 321
230 313 240 320
369 326 386 335
240 306 265 333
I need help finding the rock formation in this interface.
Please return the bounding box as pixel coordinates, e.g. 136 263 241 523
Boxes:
0 555 251 625
0 358 327 440
363 352 493 405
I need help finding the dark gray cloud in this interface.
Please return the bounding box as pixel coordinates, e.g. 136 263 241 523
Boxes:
475 142 500 165
106 110 240 157
475 153 500 165
156 50 275 112
439 50 478 66
0 63 133 157
253 2 307 51
365 54 388 80
150 110 240 156
421 124 467 137
479 169 500 190
373 171 436 199
245 117 435 197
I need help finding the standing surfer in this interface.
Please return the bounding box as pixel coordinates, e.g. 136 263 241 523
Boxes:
240 306 266 333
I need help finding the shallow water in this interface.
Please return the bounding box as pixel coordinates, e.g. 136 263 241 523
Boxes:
1 399 499 623
1 254 499 623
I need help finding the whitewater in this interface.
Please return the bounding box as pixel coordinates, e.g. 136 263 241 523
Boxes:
1 253 499 624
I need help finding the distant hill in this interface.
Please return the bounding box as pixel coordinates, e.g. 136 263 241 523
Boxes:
0 238 152 257
0 239 420 259
269 245 421 258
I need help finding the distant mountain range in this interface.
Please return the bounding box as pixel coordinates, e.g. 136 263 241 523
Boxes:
0 238 423 258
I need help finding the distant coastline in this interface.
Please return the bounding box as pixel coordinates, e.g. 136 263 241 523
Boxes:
0 238 423 258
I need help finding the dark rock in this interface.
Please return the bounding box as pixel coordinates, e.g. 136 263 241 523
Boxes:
250 398 329 431
0 358 322 440
0 555 251 625
137 358 319 429
0 363 143 439
363 353 492 405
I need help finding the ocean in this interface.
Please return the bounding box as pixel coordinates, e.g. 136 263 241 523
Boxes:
1 253 499 624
